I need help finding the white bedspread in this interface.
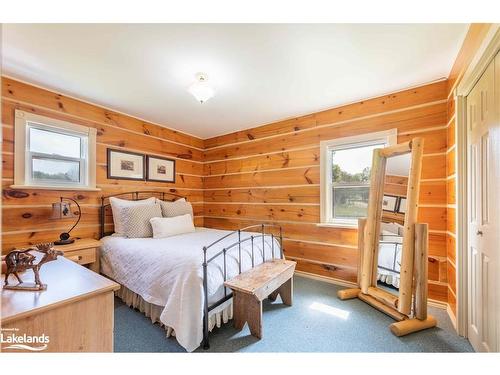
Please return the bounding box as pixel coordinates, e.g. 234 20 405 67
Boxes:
100 227 279 352
377 233 402 288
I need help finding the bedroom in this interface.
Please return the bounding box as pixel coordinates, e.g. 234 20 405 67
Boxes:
1 1 499 373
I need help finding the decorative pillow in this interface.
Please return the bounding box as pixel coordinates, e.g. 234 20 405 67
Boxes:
121 203 162 238
109 197 156 236
150 214 195 239
158 198 193 218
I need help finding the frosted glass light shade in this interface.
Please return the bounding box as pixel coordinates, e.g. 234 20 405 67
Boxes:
188 74 215 103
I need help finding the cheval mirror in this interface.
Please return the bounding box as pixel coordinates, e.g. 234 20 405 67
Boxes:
338 137 437 336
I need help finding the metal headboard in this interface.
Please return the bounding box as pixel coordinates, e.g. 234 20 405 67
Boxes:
99 190 185 238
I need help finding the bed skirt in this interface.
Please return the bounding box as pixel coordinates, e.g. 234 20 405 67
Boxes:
116 285 234 338
377 272 400 288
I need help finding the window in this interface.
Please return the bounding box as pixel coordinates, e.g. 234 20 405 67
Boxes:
319 129 397 227
13 110 98 190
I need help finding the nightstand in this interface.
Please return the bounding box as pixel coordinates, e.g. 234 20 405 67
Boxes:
54 238 101 273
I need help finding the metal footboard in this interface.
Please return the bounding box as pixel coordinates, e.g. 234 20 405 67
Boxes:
201 224 283 349
378 234 402 275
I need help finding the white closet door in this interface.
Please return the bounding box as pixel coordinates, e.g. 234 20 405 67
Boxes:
466 52 499 353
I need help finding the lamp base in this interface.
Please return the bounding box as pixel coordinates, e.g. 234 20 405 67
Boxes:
54 238 75 245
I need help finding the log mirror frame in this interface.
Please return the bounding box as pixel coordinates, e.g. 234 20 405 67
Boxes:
338 137 437 336
360 138 423 315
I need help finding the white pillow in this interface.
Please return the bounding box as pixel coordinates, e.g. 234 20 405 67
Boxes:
109 197 156 236
158 198 193 218
150 214 195 239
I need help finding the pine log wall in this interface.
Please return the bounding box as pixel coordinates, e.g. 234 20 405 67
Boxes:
1 77 205 251
203 80 451 303
445 23 492 320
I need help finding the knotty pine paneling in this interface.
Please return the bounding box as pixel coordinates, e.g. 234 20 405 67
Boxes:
205 80 448 148
204 167 320 189
2 78 204 149
283 240 359 269
204 182 446 205
203 217 358 247
2 101 204 162
204 186 320 204
204 147 445 180
429 232 447 258
292 257 358 283
204 102 447 161
203 81 450 302
2 181 203 206
204 203 319 223
428 282 448 302
447 117 456 147
446 148 456 176
447 262 457 294
1 78 204 253
447 178 456 205
446 234 457 265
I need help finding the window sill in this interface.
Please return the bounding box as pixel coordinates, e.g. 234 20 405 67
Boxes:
10 185 101 192
316 222 359 229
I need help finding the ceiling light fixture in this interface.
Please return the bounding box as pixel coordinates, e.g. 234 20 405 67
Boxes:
188 73 215 104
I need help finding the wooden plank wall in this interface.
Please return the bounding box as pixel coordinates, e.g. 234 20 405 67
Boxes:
203 80 451 303
1 77 205 252
445 23 492 319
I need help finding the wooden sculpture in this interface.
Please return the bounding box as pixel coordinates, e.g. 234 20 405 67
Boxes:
337 138 437 336
3 243 64 291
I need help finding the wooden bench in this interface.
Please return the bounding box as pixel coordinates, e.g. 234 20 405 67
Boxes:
224 259 296 339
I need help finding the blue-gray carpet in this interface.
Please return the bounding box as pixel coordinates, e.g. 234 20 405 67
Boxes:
114 275 473 352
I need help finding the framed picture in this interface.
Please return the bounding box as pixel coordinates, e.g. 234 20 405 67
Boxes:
397 197 407 214
381 195 398 212
146 155 175 183
107 149 145 180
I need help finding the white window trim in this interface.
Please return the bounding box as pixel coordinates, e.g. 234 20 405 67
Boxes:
13 110 100 191
319 129 397 228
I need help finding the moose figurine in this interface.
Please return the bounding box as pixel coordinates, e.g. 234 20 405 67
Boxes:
3 242 64 291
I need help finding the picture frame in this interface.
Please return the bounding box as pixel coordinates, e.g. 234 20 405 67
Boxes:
146 155 176 183
381 194 398 212
397 197 407 214
107 149 145 181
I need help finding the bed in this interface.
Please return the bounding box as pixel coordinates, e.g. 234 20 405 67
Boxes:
377 225 403 289
99 191 282 352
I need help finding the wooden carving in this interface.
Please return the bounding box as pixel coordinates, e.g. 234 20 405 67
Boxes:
3 243 64 291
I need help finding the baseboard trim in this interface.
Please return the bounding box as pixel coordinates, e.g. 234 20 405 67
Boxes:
447 304 458 330
428 299 448 310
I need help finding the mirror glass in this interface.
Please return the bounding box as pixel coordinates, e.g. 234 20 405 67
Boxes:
376 153 411 295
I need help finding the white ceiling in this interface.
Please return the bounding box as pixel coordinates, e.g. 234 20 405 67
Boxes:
2 24 468 139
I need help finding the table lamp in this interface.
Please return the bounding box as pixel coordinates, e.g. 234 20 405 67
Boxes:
50 197 81 245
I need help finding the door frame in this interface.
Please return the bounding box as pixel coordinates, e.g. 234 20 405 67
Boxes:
454 25 500 338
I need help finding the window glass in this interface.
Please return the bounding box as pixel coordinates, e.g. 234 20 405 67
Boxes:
32 158 80 183
332 185 370 219
29 126 82 158
330 143 384 220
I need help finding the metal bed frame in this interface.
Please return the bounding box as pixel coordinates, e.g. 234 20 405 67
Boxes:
201 223 283 349
99 191 283 350
377 234 402 275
